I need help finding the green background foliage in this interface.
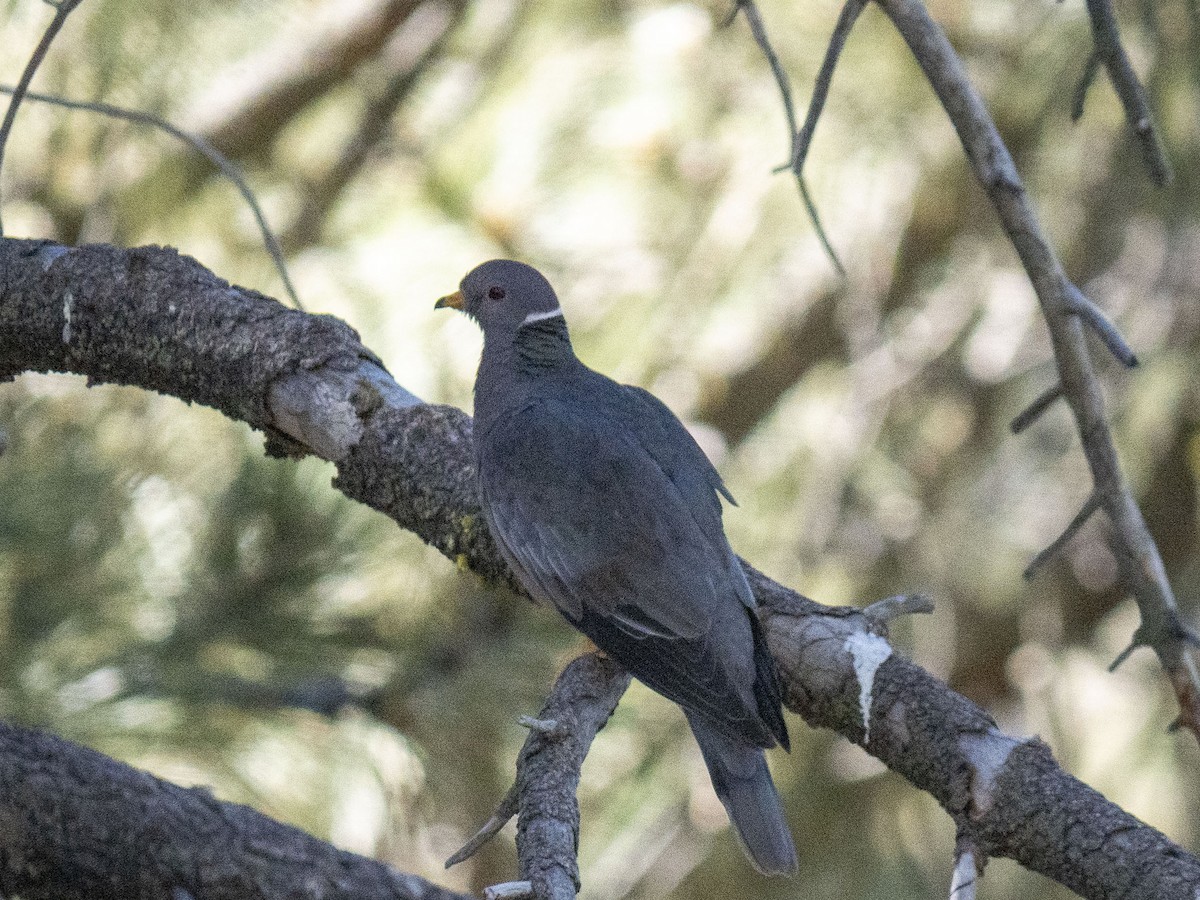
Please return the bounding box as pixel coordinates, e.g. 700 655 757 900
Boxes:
2 0 1199 896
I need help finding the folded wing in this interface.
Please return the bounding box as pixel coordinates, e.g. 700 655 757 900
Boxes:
478 396 781 748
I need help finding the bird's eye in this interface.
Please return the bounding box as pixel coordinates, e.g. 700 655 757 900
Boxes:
487 286 506 301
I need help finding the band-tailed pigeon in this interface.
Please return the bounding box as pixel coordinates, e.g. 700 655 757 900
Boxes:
436 259 797 875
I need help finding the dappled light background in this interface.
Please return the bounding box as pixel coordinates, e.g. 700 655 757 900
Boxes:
2 0 1200 896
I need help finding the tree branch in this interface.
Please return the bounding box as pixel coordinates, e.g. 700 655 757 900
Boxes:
874 0 1200 741
731 0 846 275
1079 0 1172 186
282 0 467 253
197 0 432 163
0 86 302 309
0 718 470 900
0 0 85 236
2 236 1198 897
513 654 630 900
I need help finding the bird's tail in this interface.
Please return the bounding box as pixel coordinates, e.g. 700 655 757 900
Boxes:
687 714 798 876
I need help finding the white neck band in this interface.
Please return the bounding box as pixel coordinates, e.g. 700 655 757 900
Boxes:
522 306 564 325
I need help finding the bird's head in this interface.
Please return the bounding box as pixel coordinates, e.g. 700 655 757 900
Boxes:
436 259 565 339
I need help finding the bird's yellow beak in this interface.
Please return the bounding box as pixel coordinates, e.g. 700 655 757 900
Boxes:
435 290 464 311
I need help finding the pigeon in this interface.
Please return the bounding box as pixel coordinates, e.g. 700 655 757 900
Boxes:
436 259 797 875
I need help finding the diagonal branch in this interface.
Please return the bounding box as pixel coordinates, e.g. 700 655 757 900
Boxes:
1079 0 1172 186
0 718 471 900
790 0 868 181
282 0 468 253
197 0 432 163
0 86 302 309
874 0 1200 741
2 237 1198 898
0 0 86 236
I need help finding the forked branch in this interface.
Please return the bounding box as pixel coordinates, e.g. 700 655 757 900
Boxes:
2 237 1197 898
873 0 1200 737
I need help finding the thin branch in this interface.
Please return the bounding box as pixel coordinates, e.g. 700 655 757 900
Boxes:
791 0 868 179
513 654 631 900
1071 50 1102 122
0 0 85 236
731 0 846 276
1010 384 1063 434
1023 491 1104 580
1081 0 1172 186
3 238 1200 897
875 0 1200 741
0 86 303 310
863 592 935 624
445 785 519 868
1109 634 1143 672
1065 282 1138 367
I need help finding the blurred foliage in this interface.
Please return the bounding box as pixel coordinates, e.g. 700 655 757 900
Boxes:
2 0 1200 896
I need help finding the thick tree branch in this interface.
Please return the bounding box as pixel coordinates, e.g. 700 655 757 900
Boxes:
0 85 303 309
0 719 470 900
2 237 1198 898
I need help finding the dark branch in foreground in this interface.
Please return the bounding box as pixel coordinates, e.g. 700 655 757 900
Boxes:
2 237 1198 899
0 719 470 900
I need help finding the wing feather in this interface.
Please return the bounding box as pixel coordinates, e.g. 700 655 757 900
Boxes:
478 396 775 746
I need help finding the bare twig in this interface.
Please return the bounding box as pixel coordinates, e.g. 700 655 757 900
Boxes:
445 784 519 868
1010 384 1063 434
1109 633 1144 672
1065 282 1138 367
791 0 868 180
0 0 85 236
1081 0 1172 186
730 0 846 275
445 658 625 881
0 87 303 310
514 654 631 900
875 0 1200 737
863 592 934 624
1023 491 1103 580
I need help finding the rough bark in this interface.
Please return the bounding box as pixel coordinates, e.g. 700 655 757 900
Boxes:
0 720 469 900
2 236 1199 898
